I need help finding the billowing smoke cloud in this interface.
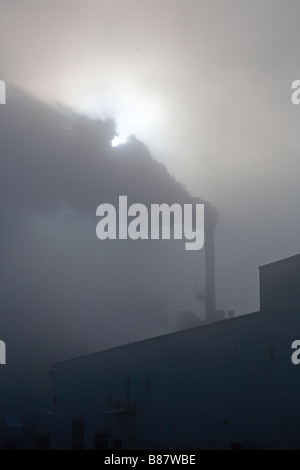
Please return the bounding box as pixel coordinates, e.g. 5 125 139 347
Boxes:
0 91 215 399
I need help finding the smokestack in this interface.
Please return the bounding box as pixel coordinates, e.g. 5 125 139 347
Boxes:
193 198 218 321
205 228 216 319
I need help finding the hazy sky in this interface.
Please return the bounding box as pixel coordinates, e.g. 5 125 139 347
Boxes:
0 1 300 391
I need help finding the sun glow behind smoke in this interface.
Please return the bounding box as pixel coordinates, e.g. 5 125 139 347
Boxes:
111 135 120 147
65 78 164 148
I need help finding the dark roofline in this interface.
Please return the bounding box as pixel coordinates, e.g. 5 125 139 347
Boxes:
259 253 300 270
52 310 261 368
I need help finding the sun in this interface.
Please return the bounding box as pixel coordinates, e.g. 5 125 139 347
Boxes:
111 135 121 147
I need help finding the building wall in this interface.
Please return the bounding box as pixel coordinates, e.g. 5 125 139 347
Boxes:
50 305 300 449
259 254 300 314
0 404 52 449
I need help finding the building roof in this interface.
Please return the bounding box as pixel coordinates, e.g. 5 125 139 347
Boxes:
259 253 300 270
52 309 260 368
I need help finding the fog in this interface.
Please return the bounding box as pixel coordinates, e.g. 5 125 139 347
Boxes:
0 1 299 398
0 91 216 397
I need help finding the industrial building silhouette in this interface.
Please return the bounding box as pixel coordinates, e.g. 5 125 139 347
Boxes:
0 253 299 449
49 253 300 450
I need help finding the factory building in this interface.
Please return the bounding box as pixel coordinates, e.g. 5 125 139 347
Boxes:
49 254 300 450
0 404 52 450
